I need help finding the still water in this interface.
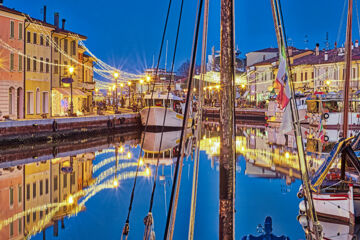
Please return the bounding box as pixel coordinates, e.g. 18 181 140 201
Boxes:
0 126 308 239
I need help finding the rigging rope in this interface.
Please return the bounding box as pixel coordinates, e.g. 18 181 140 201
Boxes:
163 0 204 238
120 0 174 238
143 0 186 238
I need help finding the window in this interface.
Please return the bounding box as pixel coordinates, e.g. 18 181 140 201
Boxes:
353 68 356 79
33 212 36 221
305 72 308 81
26 57 30 71
10 53 14 71
18 185 22 203
33 32 37 44
26 214 30 223
36 89 40 114
33 182 36 198
45 58 49 73
54 37 58 52
63 175 67 188
45 179 49 194
27 92 34 114
33 57 37 72
71 40 76 55
26 184 30 200
54 60 59 74
10 222 13 237
18 219 22 234
40 180 43 196
10 21 14 38
54 176 58 191
18 55 22 72
312 72 314 79
40 34 44 45
64 61 68 75
46 36 49 46
18 23 23 40
301 72 303 81
40 211 43 219
42 92 49 114
27 31 31 43
71 173 75 185
64 39 68 53
9 187 14 206
40 57 44 72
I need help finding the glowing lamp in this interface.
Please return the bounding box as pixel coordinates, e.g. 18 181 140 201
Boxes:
113 180 118 188
113 72 119 79
68 66 74 74
145 167 151 176
127 152 131 159
68 195 74 204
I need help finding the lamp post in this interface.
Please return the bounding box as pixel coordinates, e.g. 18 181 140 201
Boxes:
127 81 132 108
113 72 119 112
139 79 144 107
68 66 75 116
325 80 331 93
146 76 151 93
120 83 124 107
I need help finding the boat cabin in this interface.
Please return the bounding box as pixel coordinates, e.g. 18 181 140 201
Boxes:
306 94 360 113
143 92 184 113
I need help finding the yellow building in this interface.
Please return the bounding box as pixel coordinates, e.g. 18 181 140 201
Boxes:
51 13 88 117
24 20 54 119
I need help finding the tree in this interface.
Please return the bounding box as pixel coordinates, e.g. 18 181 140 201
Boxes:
177 60 201 78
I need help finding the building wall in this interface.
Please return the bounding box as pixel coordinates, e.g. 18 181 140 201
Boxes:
0 12 24 119
246 51 278 67
24 24 53 119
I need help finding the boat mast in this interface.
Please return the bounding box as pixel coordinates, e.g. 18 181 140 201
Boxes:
219 0 236 239
341 0 353 178
270 0 322 238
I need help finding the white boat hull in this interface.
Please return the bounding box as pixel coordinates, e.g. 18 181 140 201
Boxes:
140 107 192 128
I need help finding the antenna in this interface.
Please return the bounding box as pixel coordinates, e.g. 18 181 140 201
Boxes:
325 32 329 50
304 35 309 50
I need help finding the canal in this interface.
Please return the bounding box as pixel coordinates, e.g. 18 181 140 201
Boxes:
0 125 352 239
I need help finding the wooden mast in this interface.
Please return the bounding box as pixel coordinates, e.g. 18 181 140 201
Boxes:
341 0 353 179
219 0 236 239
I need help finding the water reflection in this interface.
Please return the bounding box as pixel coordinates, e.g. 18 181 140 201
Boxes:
1 124 357 239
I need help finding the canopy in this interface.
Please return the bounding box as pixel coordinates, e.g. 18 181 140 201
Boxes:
54 88 87 98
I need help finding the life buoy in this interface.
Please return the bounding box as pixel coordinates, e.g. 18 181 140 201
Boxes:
52 120 58 132
323 113 330 119
324 135 329 142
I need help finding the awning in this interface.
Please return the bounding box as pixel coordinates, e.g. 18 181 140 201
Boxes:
54 88 87 98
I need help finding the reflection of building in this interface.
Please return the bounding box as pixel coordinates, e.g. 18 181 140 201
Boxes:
0 6 25 120
0 167 23 239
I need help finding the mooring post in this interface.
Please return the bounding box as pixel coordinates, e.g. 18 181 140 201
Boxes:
219 0 236 239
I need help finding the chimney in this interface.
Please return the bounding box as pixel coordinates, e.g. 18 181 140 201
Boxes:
315 43 320 56
324 52 328 61
54 13 59 29
288 47 293 56
334 41 337 49
43 6 47 22
356 40 359 48
62 19 66 30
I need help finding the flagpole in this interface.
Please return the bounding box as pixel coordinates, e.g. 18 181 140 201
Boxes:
271 0 322 238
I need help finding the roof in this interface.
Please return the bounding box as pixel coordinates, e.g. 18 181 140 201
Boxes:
0 5 87 39
251 48 279 53
251 48 311 67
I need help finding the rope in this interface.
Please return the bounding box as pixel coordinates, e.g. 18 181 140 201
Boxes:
120 0 174 238
163 0 204 238
187 0 209 238
337 0 348 45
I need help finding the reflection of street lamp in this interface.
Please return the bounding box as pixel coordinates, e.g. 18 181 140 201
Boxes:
68 66 74 116
325 80 331 92
113 72 119 112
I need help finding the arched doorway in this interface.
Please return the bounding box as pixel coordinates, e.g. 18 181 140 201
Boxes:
17 87 23 119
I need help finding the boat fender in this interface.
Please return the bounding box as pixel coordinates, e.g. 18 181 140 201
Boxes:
299 200 306 214
297 215 308 229
297 190 304 199
323 113 329 119
324 135 329 142
52 120 58 132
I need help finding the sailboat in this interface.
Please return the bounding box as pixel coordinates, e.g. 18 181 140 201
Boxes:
297 0 360 225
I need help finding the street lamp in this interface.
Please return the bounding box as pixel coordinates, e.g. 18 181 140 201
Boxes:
120 83 124 107
113 72 119 112
325 80 331 92
146 76 151 93
127 81 132 108
68 66 75 116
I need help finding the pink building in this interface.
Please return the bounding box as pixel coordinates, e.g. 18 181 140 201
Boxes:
0 5 25 119
0 167 24 239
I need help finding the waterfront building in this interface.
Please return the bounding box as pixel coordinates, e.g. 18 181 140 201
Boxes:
24 19 54 119
0 167 24 239
0 6 25 120
51 13 88 116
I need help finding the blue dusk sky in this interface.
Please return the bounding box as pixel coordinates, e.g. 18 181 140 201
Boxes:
4 0 357 73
